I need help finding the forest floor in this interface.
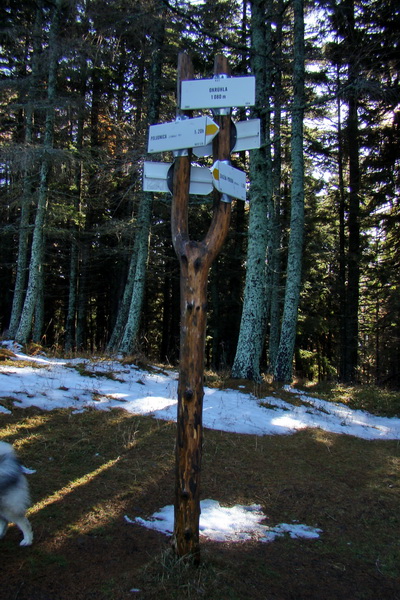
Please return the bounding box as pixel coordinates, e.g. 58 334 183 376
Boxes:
0 366 399 599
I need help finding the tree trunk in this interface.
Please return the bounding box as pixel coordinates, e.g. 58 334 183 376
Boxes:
8 178 32 339
231 0 272 381
172 53 232 562
109 2 166 354
268 0 284 371
33 249 44 344
160 240 180 363
273 0 305 383
65 16 88 353
119 194 153 354
340 0 360 383
336 77 347 381
76 51 103 351
106 245 139 352
8 6 42 338
15 0 62 344
342 94 360 382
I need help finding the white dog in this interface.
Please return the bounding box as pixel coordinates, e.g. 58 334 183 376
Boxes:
0 441 33 546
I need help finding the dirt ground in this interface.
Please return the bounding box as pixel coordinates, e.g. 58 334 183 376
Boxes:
1 406 399 600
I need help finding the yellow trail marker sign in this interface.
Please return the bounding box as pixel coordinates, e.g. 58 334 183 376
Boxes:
211 161 247 201
148 116 219 153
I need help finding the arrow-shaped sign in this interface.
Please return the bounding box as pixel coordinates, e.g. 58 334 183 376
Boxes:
143 161 213 196
147 116 219 153
181 76 255 110
232 119 261 153
193 118 261 157
211 161 247 201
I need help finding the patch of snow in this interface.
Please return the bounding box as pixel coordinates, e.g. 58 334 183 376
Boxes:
130 500 322 543
0 345 399 441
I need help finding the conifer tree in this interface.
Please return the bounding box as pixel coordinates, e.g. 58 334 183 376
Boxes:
15 0 64 344
231 0 273 381
273 0 305 382
8 6 43 338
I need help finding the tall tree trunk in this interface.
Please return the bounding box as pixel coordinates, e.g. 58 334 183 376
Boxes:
336 79 347 381
112 4 166 355
231 0 272 381
339 0 361 383
15 0 62 344
268 0 283 371
342 94 360 381
76 55 102 351
33 246 44 344
273 0 305 383
8 177 32 338
65 18 88 353
159 240 180 363
65 236 78 352
8 6 42 338
106 245 139 352
119 193 153 354
75 231 89 350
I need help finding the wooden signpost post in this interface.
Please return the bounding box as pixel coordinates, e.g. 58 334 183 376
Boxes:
143 51 257 562
171 52 233 562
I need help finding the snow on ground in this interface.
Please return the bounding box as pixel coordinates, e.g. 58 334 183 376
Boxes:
126 500 322 543
1 342 400 543
1 343 399 441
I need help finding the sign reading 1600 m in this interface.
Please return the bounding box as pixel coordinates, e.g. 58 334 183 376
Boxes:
181 76 255 110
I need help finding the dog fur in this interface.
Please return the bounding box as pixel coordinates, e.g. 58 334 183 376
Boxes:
0 441 33 546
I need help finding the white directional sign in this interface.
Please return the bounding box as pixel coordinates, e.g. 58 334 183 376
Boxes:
193 118 261 157
231 119 261 153
181 76 255 110
211 161 247 201
143 161 213 196
148 116 219 153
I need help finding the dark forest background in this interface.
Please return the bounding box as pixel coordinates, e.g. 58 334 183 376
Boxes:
0 0 399 386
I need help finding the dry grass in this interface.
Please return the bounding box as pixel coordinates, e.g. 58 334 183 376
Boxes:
302 381 400 417
0 371 399 599
0 347 17 361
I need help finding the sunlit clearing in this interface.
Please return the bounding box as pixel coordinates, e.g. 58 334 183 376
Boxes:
389 456 400 475
28 457 121 515
0 414 49 439
312 429 335 448
64 500 126 538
